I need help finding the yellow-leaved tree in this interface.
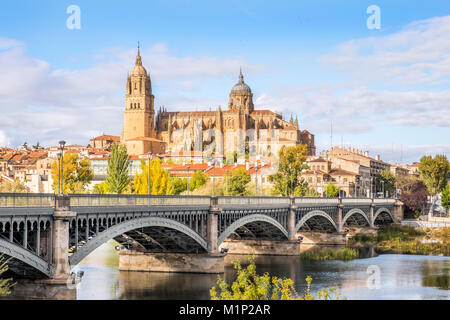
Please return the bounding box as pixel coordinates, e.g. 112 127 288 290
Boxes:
133 158 174 195
210 255 345 300
51 153 93 194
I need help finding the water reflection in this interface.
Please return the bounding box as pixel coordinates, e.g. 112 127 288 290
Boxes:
4 241 450 300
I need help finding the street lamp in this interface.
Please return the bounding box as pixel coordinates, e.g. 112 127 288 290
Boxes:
381 180 385 198
225 169 229 196
254 163 258 196
148 152 152 195
212 162 216 196
186 166 190 195
58 140 66 195
289 168 293 196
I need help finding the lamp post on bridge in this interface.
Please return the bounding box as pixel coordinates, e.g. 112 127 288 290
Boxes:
254 162 258 196
225 169 229 196
148 152 152 195
186 166 190 195
58 140 66 195
212 162 216 197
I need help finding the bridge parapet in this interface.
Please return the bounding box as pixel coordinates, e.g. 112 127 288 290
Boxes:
0 193 55 208
217 196 289 207
294 197 339 205
69 194 211 207
342 198 373 205
373 198 395 204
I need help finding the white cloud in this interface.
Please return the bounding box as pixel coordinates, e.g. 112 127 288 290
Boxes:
320 15 450 85
0 38 267 147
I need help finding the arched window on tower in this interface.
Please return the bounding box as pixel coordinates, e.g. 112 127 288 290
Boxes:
138 103 140 109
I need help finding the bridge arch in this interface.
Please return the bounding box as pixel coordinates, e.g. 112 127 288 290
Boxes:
217 214 288 246
294 210 338 233
0 238 53 278
374 207 394 225
69 216 208 266
342 208 371 227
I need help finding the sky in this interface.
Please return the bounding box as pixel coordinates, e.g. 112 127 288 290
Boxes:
0 0 449 164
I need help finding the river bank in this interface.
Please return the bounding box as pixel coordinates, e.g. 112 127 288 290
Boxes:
349 225 450 256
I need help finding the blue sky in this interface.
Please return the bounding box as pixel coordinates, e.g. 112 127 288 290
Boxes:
0 0 449 163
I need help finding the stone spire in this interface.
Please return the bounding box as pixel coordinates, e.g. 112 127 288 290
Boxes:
136 42 142 66
295 115 299 128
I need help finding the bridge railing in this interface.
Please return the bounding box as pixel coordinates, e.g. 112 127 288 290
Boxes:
294 197 339 205
68 194 211 207
0 193 55 207
217 196 290 206
373 198 395 204
342 198 373 205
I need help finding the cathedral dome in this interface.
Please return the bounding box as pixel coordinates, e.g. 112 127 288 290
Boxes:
130 45 147 76
231 69 251 93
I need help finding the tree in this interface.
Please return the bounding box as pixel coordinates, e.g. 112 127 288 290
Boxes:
0 255 15 296
92 182 108 194
210 255 344 300
32 142 42 149
0 180 26 193
419 155 449 195
51 153 93 193
172 177 187 195
325 182 340 197
189 170 209 191
133 158 173 195
400 180 428 218
104 143 130 194
269 145 309 196
441 186 450 213
227 168 251 196
377 169 396 195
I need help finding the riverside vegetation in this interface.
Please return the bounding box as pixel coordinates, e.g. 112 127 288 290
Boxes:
350 224 450 256
210 255 345 300
300 247 358 261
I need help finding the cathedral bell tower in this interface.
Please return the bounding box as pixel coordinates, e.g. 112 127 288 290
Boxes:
121 44 155 143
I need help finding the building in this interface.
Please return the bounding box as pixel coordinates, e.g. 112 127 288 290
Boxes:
320 147 391 197
121 46 316 161
89 134 120 150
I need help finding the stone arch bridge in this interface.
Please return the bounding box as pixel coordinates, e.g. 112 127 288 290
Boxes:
0 193 402 280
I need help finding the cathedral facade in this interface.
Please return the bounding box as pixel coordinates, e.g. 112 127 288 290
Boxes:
121 47 316 161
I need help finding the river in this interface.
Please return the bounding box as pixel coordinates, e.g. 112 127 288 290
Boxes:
4 241 449 300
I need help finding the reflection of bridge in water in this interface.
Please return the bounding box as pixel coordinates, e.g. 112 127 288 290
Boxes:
0 194 402 280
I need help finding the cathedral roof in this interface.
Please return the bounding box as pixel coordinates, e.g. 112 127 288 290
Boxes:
231 69 252 93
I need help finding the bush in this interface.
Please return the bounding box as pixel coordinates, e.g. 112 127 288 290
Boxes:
211 255 345 300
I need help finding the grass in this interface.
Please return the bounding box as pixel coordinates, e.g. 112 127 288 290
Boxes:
300 247 358 261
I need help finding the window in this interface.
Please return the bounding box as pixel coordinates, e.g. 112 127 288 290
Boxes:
317 177 321 183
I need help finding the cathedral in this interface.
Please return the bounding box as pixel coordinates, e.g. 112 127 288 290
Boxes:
121 47 316 161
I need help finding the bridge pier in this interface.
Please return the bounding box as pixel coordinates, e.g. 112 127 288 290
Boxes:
219 239 301 256
393 200 404 223
337 199 343 232
49 196 76 282
288 197 297 240
118 250 225 273
369 201 375 228
208 198 220 253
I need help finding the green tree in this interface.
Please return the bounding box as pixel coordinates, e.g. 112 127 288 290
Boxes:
92 182 108 194
210 255 344 300
227 168 251 195
325 182 340 197
0 255 15 297
104 143 130 194
51 153 93 193
189 170 209 191
441 186 450 213
419 155 449 195
377 169 396 195
133 158 173 195
32 142 41 149
172 177 187 195
268 145 309 196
